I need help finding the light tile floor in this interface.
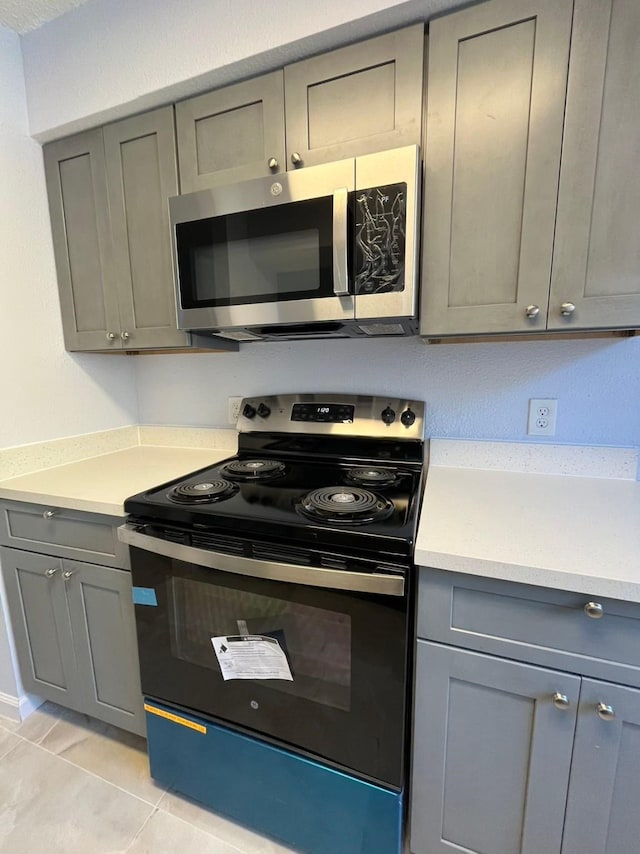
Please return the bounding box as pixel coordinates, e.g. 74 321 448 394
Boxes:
0 702 297 854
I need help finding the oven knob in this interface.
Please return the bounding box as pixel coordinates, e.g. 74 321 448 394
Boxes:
401 408 416 427
242 403 256 419
257 403 271 419
381 406 396 425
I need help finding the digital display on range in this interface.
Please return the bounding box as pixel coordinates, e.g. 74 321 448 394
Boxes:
291 403 355 423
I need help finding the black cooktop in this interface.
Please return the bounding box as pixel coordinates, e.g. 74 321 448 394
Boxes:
125 395 426 563
125 436 424 561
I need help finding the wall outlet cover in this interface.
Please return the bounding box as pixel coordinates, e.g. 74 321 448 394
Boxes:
228 396 243 425
527 399 558 437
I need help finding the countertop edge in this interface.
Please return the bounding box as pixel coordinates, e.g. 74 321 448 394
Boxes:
414 549 640 604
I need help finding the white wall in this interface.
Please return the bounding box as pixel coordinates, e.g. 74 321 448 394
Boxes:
0 24 138 449
135 335 640 449
0 24 138 706
20 0 453 140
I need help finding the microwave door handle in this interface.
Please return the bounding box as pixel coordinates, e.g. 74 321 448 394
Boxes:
117 523 404 597
332 187 349 296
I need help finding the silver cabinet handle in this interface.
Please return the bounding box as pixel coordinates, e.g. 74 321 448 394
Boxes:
106 332 117 341
290 152 303 167
62 570 74 580
268 157 278 170
45 567 58 578
332 187 349 297
43 510 56 520
553 692 570 710
584 601 604 619
560 302 576 316
596 702 615 721
121 331 130 341
525 305 540 318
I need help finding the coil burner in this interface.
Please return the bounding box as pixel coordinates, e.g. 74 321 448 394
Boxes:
220 460 287 481
345 467 398 487
297 486 393 525
168 480 238 504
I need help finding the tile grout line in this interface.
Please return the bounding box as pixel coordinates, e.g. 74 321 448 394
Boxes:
13 734 167 809
123 805 159 854
149 800 250 854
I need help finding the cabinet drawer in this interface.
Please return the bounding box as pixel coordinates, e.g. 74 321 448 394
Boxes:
0 501 128 568
418 569 640 689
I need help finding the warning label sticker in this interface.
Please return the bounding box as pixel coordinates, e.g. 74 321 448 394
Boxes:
211 635 293 681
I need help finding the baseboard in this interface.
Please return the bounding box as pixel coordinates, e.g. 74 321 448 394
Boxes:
0 690 43 723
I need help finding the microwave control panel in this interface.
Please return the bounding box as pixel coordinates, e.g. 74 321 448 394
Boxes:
353 183 407 295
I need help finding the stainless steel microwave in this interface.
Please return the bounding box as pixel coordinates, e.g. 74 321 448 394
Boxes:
169 146 420 342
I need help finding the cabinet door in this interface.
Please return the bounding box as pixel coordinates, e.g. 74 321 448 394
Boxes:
410 642 579 854
562 680 640 854
420 0 572 337
44 130 122 351
176 71 286 192
63 560 144 736
0 548 79 706
104 106 188 350
284 24 423 169
549 0 640 330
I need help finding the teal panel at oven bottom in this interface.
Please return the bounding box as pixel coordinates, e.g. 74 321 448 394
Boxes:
144 699 403 854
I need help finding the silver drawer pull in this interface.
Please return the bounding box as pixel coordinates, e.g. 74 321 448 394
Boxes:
560 302 576 316
584 601 604 619
596 702 615 721
63 570 74 580
525 304 540 319
553 692 570 710
45 567 58 578
43 510 56 520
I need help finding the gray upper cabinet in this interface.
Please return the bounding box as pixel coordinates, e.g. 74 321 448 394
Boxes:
562 679 640 854
176 72 286 192
411 641 579 854
44 109 235 353
420 0 573 337
44 129 121 352
549 0 640 331
104 107 189 349
284 24 424 169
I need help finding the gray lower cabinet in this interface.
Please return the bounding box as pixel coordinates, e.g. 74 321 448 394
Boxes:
176 71 286 192
548 0 640 331
1 546 144 736
411 641 579 854
562 680 640 854
413 570 640 854
420 0 573 337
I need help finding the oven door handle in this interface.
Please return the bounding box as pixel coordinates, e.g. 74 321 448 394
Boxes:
332 187 349 297
118 524 404 597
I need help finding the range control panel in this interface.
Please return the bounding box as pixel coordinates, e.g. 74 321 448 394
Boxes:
236 394 425 440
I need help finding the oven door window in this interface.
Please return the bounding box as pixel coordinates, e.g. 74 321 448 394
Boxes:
175 196 336 308
132 549 408 789
171 577 351 712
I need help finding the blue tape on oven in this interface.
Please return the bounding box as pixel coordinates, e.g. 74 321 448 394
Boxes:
132 586 158 606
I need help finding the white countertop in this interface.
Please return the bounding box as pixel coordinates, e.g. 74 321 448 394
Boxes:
416 440 640 602
0 443 236 517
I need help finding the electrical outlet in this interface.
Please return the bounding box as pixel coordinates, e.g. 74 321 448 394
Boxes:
228 396 243 425
527 399 558 437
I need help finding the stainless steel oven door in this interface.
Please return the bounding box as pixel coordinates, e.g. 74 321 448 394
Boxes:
169 160 355 332
120 525 410 789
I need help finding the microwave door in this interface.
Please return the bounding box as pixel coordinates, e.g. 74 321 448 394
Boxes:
170 161 355 332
